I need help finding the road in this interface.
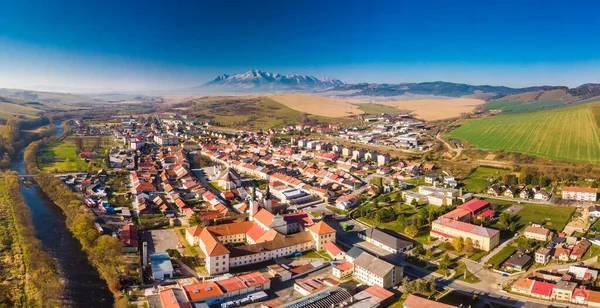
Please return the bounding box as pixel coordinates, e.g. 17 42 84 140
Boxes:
436 133 462 157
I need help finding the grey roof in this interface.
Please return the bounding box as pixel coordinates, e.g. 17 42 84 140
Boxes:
150 252 174 274
362 227 413 250
353 253 396 278
554 280 577 292
504 253 532 267
536 247 552 256
347 247 365 260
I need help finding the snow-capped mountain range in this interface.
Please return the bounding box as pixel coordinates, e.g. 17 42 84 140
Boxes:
200 69 345 91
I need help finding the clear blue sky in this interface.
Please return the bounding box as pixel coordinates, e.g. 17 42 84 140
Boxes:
1 0 599 91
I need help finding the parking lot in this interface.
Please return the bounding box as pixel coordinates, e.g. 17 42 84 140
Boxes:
144 229 182 254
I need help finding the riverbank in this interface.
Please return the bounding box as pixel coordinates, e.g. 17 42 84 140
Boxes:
25 123 126 307
0 172 62 307
14 120 116 307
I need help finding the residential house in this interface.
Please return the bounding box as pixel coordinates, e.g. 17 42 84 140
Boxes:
332 262 353 279
535 247 552 265
511 276 534 295
487 185 502 196
534 190 551 201
562 187 598 202
530 280 555 300
502 252 532 271
551 280 577 302
570 240 591 260
524 226 553 241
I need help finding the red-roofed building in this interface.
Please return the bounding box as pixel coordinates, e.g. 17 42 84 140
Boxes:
216 277 247 298
307 221 337 251
530 281 555 300
183 281 224 305
458 199 492 218
160 288 192 308
121 224 138 253
431 217 499 251
323 241 345 260
238 272 271 292
332 261 353 279
363 284 394 301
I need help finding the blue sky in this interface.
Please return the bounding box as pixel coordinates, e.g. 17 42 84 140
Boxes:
1 0 599 91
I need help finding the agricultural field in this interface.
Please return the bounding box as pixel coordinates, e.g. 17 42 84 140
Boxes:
462 166 512 193
268 93 363 118
0 101 43 119
185 97 358 129
448 104 600 164
357 103 403 115
377 97 483 120
37 136 113 172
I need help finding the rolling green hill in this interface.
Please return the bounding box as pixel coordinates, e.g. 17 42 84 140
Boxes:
448 103 600 164
484 88 600 114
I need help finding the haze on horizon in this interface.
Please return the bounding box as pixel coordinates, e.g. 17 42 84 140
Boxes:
1 0 600 92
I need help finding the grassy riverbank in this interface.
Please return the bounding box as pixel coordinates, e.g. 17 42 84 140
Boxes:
0 172 62 307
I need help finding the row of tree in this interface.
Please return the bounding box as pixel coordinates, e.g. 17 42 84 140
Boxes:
0 172 62 307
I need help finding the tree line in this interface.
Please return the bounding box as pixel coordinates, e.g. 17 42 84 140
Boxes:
0 172 62 307
0 117 55 168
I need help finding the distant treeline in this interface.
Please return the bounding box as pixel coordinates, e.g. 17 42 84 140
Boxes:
0 172 62 307
0 116 55 168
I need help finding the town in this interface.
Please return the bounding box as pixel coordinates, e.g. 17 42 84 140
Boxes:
47 113 600 308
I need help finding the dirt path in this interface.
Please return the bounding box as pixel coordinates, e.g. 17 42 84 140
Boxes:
436 133 462 157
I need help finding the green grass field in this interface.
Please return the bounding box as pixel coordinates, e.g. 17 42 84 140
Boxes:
188 97 303 129
357 103 402 115
37 136 113 172
489 203 575 233
448 104 600 164
487 245 517 268
463 166 512 192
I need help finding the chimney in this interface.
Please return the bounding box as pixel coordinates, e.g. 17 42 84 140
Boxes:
459 187 463 197
142 242 148 266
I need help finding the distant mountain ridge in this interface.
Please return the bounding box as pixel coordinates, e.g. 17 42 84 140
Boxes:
331 81 569 98
199 69 345 92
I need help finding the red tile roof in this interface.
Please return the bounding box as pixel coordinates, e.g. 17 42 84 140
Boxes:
324 241 343 256
160 289 192 308
334 262 353 271
238 272 270 287
187 226 203 237
246 224 267 242
363 285 394 300
531 281 555 297
563 186 598 193
253 208 274 227
121 224 138 248
216 277 247 293
183 281 224 302
307 221 336 235
458 199 490 215
199 228 229 256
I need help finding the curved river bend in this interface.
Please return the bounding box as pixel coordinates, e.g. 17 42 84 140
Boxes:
11 123 114 307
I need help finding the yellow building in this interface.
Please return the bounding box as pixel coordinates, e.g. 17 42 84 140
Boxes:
431 217 500 251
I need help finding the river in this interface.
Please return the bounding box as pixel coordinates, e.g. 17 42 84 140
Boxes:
11 122 114 307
